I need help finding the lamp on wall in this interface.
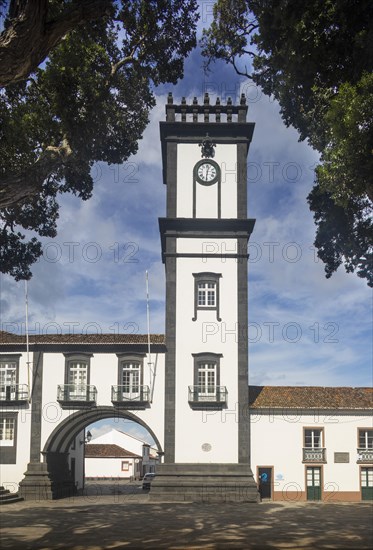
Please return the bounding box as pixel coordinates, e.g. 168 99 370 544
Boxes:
80 430 92 445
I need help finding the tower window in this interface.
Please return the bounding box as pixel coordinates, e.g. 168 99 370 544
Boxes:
189 353 226 406
193 273 222 321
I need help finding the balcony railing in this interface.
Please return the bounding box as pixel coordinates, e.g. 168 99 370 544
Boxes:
57 384 97 406
303 447 326 462
0 384 29 403
188 386 227 408
357 448 373 463
111 385 150 408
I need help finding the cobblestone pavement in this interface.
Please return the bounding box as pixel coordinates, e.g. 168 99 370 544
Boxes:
0 483 372 550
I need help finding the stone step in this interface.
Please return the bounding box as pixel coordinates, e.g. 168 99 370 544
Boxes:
150 463 259 503
0 488 24 505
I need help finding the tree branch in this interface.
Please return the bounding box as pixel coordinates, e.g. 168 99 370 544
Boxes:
0 139 72 209
0 0 113 87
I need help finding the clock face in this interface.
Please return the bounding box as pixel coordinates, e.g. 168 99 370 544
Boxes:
195 160 220 185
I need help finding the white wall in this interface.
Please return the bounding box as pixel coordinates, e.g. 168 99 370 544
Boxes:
174 255 239 463
176 144 237 219
250 410 373 496
0 353 31 491
85 456 138 479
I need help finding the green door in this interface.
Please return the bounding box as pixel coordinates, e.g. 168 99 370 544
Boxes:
361 467 373 500
306 467 321 501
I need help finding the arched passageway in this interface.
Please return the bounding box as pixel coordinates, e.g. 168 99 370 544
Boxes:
43 406 163 454
20 407 162 500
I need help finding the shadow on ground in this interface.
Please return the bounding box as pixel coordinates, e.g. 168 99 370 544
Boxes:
1 497 372 549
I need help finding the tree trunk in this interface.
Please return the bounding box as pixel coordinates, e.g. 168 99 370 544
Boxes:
0 141 72 209
0 0 113 87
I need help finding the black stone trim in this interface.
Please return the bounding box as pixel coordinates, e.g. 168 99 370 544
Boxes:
164 236 177 463
237 143 248 219
0 411 18 464
166 142 177 217
30 352 43 462
192 273 222 321
164 253 249 260
159 218 255 262
237 236 249 464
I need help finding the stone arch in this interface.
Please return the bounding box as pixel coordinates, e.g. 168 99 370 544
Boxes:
43 405 163 454
20 406 163 500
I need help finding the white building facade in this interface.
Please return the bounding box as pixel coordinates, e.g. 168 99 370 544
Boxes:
0 95 372 502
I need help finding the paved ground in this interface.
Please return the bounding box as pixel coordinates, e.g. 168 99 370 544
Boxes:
1 481 372 549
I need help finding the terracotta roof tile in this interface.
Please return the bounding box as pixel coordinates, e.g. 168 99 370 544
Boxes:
84 444 141 458
0 331 165 345
249 386 373 410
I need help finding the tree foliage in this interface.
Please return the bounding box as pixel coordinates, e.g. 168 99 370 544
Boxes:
0 0 198 280
202 0 373 286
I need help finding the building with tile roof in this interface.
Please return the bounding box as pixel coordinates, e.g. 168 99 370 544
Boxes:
0 94 372 503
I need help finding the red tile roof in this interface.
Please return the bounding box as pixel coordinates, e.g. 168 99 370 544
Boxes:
85 444 141 458
0 330 165 345
249 386 373 410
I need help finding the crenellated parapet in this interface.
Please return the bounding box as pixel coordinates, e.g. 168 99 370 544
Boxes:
165 92 248 123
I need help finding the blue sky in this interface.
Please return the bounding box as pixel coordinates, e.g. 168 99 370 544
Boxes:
0 4 371 441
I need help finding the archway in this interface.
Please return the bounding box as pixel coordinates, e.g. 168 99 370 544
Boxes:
43 406 163 455
19 406 163 500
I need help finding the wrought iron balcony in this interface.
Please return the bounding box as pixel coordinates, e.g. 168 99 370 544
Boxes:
111 385 150 408
188 386 227 408
357 448 373 463
0 384 29 404
57 384 97 406
302 447 326 463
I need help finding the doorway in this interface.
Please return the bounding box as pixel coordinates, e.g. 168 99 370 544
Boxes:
258 466 273 500
361 467 373 500
306 466 322 500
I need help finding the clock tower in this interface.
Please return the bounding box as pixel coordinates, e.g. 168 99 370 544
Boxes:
152 93 258 502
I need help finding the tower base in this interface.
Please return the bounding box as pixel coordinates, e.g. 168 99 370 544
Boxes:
18 460 76 500
150 463 259 503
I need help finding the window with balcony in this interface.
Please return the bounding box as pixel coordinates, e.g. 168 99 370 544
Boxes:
112 354 150 407
57 354 96 406
189 353 226 408
0 412 18 463
358 429 373 463
192 273 222 321
0 355 28 403
303 428 326 463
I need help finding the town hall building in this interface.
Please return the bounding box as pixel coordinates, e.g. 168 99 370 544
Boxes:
0 94 372 503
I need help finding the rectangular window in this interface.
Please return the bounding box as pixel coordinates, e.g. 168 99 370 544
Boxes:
193 273 222 321
0 357 19 401
359 430 373 449
198 362 217 395
121 362 141 394
121 461 130 471
67 361 88 400
0 417 15 446
198 282 216 307
305 429 323 448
